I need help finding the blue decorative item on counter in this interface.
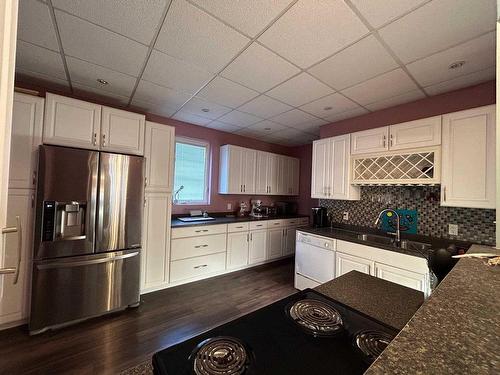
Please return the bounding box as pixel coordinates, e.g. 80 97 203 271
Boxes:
381 209 417 234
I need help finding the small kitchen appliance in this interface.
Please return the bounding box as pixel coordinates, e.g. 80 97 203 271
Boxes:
249 200 265 218
312 207 328 227
275 201 298 216
153 289 398 374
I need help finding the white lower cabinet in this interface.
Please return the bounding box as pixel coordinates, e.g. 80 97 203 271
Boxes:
375 262 427 293
227 232 249 270
336 252 374 277
141 193 171 293
283 226 297 256
267 228 284 260
249 230 267 264
170 252 226 283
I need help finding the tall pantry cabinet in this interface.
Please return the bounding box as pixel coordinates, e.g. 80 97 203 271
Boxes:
141 121 175 293
0 93 43 327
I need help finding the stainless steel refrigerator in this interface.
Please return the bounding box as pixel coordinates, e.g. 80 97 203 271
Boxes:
30 145 144 334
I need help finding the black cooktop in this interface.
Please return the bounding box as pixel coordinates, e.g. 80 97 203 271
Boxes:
152 289 398 375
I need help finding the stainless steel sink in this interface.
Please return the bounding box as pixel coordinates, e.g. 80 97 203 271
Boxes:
356 233 431 254
399 239 432 253
357 233 395 245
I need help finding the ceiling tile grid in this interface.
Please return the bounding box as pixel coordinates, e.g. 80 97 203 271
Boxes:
17 0 60 51
237 95 293 119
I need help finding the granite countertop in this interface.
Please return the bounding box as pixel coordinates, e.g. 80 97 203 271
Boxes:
315 271 424 330
171 214 309 228
365 244 500 374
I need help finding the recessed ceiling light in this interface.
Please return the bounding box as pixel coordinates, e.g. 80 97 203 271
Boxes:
96 78 109 85
448 61 466 70
323 106 333 111
264 127 271 131
201 108 210 112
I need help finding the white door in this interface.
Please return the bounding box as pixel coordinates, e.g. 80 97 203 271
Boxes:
144 122 175 193
228 146 244 194
241 148 256 194
276 155 288 195
389 116 441 150
267 228 283 260
336 252 374 277
101 106 145 155
351 127 389 155
267 153 279 195
43 93 101 150
227 232 249 269
0 189 33 326
255 151 269 195
375 262 427 293
290 158 300 195
283 226 297 255
311 138 330 198
441 105 496 208
330 135 359 200
9 93 43 189
249 229 267 264
141 193 171 292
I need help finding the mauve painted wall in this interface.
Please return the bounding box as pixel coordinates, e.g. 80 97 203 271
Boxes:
289 143 318 217
320 80 495 138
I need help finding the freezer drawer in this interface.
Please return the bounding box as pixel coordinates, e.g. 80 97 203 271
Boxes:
29 249 140 334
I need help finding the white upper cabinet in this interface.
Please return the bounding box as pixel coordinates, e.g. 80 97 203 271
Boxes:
144 121 175 193
255 151 269 195
311 135 359 200
441 105 496 209
282 156 300 196
389 116 441 150
351 127 389 155
219 145 256 194
101 106 145 155
10 93 43 189
241 148 256 194
44 93 101 150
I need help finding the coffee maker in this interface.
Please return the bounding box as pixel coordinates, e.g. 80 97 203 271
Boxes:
250 200 265 218
312 207 328 227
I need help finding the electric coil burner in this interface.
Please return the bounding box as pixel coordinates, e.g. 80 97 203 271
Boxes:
354 330 395 362
191 337 250 375
152 289 399 375
288 299 343 336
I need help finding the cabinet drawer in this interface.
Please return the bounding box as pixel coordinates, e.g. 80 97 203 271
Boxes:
249 221 268 230
267 219 284 228
284 218 299 226
170 252 226 283
227 222 250 233
171 224 227 239
171 234 227 261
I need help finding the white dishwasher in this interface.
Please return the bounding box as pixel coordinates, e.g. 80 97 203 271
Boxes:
295 231 335 290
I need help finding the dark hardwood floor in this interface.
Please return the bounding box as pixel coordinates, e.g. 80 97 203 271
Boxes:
0 259 296 374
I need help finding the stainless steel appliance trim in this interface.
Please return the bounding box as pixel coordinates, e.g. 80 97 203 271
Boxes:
36 251 139 270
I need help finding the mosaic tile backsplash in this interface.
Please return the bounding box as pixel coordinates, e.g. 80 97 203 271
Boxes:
319 186 496 245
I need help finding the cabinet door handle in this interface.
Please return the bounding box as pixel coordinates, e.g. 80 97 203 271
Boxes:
240 184 243 192
194 264 208 269
195 229 209 233
102 133 106 146
247 233 249 242
144 177 148 187
383 135 386 148
443 186 446 201
32 171 37 186
390 133 393 147
250 233 252 241
0 216 22 284
93 133 97 146
243 184 246 192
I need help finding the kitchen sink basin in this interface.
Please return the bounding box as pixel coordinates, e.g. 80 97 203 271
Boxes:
399 239 432 253
357 233 395 245
356 233 431 254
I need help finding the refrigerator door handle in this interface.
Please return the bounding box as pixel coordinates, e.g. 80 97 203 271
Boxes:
0 216 22 284
36 251 139 270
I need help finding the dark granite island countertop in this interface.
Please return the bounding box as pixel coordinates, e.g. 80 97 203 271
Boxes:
365 244 500 374
315 271 425 330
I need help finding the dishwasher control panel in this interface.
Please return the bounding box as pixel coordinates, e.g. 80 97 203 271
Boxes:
297 231 335 250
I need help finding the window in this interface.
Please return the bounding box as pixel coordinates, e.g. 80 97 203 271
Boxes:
173 137 210 205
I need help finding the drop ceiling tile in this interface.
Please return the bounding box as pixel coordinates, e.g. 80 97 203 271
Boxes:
17 0 59 51
15 41 67 80
155 0 249 73
266 73 334 107
220 43 300 92
350 0 429 28
72 83 130 106
55 10 148 76
130 98 178 118
16 69 70 92
143 50 214 94
237 95 293 119
189 0 294 37
181 97 232 120
217 110 263 127
173 110 212 126
52 0 168 44
379 0 496 63
308 35 398 90
365 89 425 111
271 109 325 131
206 121 243 133
133 80 191 108
278 127 317 142
300 93 360 118
341 69 418 105
406 32 495 87
424 67 495 96
196 77 259 108
258 0 368 68
245 120 287 134
323 107 369 123
235 127 261 138
66 57 137 97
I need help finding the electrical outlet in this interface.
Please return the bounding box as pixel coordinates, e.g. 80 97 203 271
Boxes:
343 211 349 221
448 224 458 236
227 203 232 211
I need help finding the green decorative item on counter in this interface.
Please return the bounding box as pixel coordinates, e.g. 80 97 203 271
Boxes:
381 209 417 234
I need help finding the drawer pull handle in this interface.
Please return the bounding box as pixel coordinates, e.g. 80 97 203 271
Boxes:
195 229 209 233
194 244 209 248
236 226 243 229
256 225 262 227
194 264 208 269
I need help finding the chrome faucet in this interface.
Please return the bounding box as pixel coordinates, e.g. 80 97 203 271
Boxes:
375 209 401 243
